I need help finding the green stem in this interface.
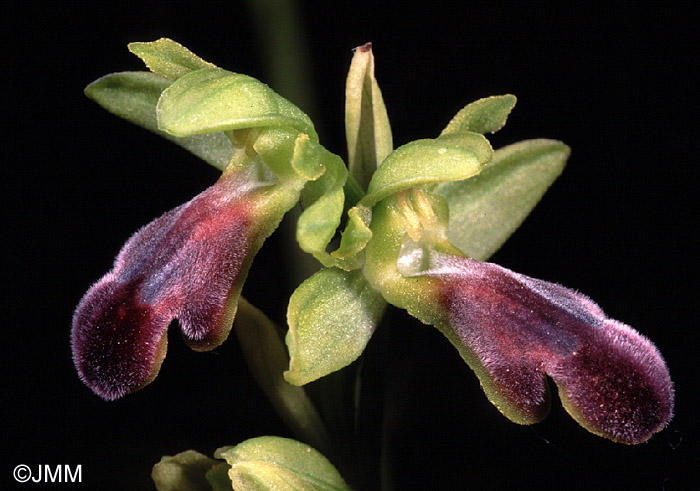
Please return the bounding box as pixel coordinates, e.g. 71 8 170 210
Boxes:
245 0 318 122
352 318 390 490
245 0 321 289
234 298 334 458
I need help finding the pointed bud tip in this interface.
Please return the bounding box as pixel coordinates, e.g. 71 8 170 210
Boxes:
353 42 372 53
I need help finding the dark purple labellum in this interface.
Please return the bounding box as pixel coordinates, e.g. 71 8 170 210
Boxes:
428 254 673 444
71 171 257 400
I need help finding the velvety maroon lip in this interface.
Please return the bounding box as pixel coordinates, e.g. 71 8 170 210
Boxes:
71 172 254 400
433 255 673 444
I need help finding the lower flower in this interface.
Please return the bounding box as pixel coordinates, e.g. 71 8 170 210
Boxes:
363 196 673 444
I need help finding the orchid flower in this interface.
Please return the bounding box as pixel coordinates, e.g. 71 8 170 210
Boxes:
75 38 674 491
72 39 347 401
351 178 674 445
72 157 286 400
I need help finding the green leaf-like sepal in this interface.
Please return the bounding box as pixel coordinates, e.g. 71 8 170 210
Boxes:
436 139 570 260
360 132 493 208
85 72 232 170
215 436 350 490
440 94 517 136
345 43 393 190
286 268 385 386
128 38 216 80
294 136 349 265
157 67 317 140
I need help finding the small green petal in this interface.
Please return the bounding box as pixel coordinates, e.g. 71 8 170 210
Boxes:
436 139 570 260
286 268 385 386
440 94 517 136
330 205 373 270
293 136 349 266
215 436 350 491
292 133 327 181
128 38 216 80
297 187 345 266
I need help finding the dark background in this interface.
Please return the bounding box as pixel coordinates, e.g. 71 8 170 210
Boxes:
5 1 698 489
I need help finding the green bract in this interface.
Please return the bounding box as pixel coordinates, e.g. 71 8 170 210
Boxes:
234 298 331 455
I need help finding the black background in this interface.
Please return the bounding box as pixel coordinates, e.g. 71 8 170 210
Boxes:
5 1 699 489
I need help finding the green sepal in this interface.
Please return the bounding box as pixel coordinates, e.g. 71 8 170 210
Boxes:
360 131 493 208
85 72 232 170
157 67 317 140
152 450 220 491
234 298 331 455
215 436 350 490
440 94 517 136
345 43 393 190
285 268 385 386
128 38 216 80
436 139 570 260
